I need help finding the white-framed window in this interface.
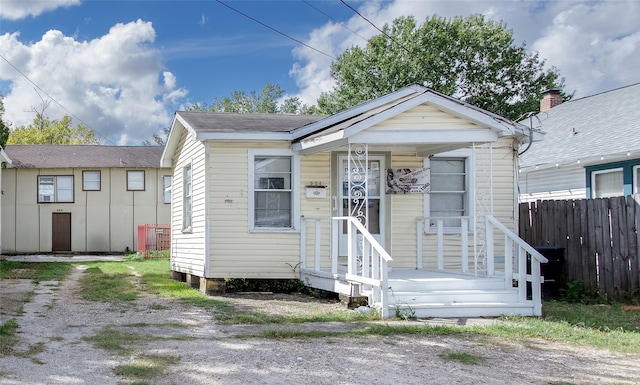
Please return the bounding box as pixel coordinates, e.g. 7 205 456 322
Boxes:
248 149 299 231
591 168 623 198
38 175 74 203
127 170 145 191
424 151 473 232
183 165 192 231
634 165 640 194
163 175 172 204
83 171 101 191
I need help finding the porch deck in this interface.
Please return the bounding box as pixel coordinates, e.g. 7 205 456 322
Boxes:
300 216 547 319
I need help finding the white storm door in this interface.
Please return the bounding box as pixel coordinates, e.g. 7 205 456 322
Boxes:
337 155 385 256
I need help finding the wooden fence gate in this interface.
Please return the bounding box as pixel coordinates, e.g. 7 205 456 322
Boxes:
518 194 640 301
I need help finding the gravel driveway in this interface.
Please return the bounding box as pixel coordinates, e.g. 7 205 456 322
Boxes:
1 264 639 385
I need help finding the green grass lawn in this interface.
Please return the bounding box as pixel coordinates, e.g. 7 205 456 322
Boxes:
2 257 640 355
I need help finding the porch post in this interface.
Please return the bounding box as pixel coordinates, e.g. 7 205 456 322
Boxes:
347 143 369 229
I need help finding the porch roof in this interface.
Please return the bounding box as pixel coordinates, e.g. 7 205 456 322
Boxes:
291 85 541 155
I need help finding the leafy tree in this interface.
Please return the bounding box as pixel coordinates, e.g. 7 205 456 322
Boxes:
143 127 170 146
318 15 568 121
7 115 99 145
0 95 10 147
189 83 319 115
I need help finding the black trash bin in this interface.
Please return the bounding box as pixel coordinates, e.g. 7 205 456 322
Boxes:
534 246 565 300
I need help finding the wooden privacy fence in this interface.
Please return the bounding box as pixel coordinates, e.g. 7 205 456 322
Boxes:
518 195 640 301
137 224 171 258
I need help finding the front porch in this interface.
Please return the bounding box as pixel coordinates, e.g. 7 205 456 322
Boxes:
300 216 548 319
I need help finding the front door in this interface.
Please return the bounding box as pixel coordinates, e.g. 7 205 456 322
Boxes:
52 213 71 252
337 155 385 256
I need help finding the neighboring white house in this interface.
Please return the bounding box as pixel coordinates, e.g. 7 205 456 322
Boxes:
1 145 171 253
161 84 548 318
519 83 640 201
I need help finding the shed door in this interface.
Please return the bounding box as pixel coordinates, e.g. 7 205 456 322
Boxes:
52 213 71 252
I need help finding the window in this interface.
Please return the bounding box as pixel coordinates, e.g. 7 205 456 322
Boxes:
183 165 192 230
249 150 298 231
127 170 145 191
634 166 640 194
38 175 74 203
592 168 623 198
425 156 470 231
163 175 172 204
83 171 101 191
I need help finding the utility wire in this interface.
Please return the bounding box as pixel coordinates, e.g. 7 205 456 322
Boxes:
302 0 369 44
339 0 411 55
0 53 115 145
215 0 336 60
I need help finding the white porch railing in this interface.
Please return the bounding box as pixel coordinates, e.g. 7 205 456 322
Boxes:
300 216 393 318
417 215 549 315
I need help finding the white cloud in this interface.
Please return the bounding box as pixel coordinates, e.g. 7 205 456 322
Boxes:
0 19 188 145
0 0 81 20
290 0 640 105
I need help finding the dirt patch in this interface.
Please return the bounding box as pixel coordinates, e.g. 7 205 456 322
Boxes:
0 279 33 322
219 292 348 317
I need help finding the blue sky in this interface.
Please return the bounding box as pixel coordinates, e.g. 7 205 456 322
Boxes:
1 0 639 145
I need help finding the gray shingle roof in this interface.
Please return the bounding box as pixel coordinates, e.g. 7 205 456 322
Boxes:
4 145 165 169
519 83 640 168
176 111 324 133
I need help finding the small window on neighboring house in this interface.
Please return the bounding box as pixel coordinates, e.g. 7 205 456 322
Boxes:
183 165 192 231
163 175 172 204
426 157 470 231
83 171 101 191
38 175 74 203
592 168 623 198
127 170 145 191
634 166 640 194
249 150 298 231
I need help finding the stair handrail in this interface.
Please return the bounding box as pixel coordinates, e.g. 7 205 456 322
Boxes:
337 216 393 318
484 215 548 264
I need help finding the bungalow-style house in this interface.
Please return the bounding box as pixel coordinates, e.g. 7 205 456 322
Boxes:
0 147 12 252
161 84 548 318
519 83 640 201
1 145 170 254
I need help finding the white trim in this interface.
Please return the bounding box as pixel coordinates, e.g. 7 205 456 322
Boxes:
248 148 300 233
182 163 192 232
423 149 474 234
591 167 624 198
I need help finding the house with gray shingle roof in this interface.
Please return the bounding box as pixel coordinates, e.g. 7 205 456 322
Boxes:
519 83 640 201
1 145 170 253
160 84 550 318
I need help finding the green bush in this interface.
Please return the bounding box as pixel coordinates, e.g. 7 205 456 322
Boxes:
558 280 604 304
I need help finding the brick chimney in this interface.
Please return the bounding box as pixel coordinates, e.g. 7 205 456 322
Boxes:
540 89 562 112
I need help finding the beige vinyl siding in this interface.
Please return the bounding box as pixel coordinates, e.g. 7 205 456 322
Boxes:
170 129 207 276
207 141 301 279
300 153 332 269
370 104 480 131
388 153 424 268
413 138 518 271
1 167 169 253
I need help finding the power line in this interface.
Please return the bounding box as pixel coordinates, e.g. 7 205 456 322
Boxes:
215 0 336 60
0 53 115 145
339 0 411 55
302 0 369 44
